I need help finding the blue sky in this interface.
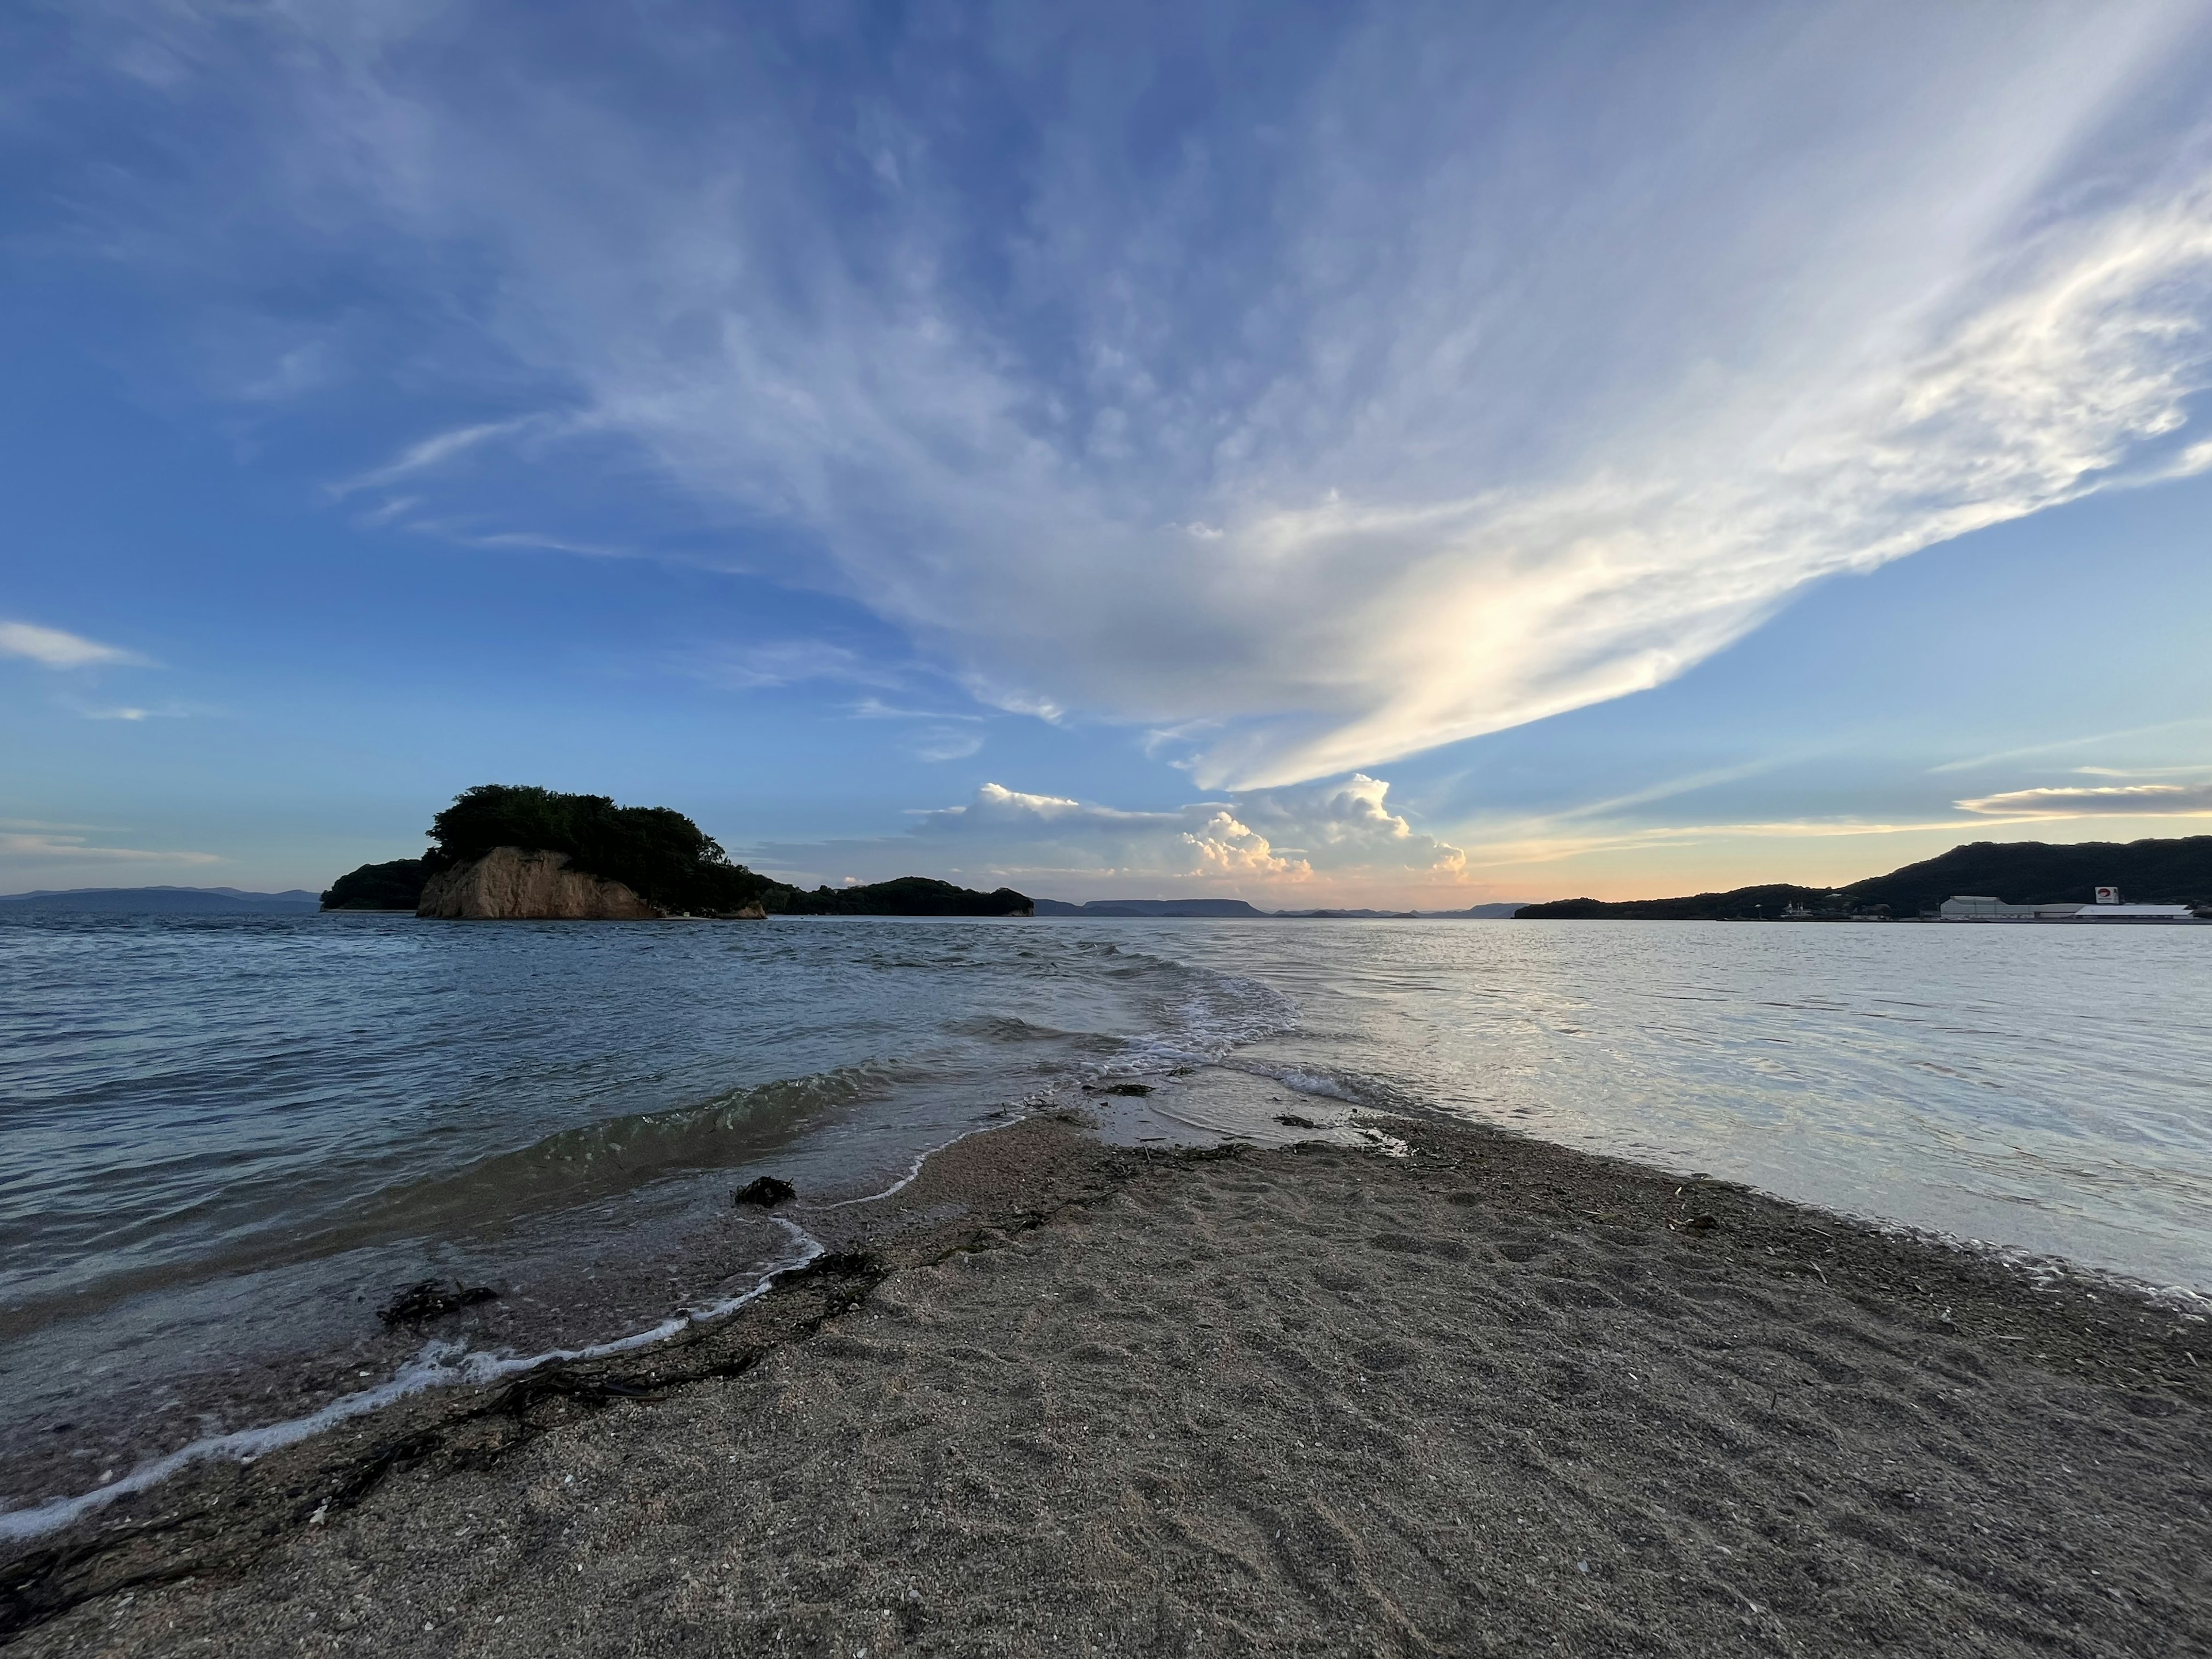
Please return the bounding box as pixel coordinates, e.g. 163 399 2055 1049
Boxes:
5 1 2212 904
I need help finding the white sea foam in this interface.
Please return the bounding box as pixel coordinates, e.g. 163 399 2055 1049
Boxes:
0 1222 821 1546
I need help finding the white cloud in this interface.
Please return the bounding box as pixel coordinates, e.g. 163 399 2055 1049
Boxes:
1927 719 2212 774
355 494 422 527
904 782 1315 887
1227 774 1465 873
849 697 981 722
0 831 219 863
51 6 2212 784
331 416 544 498
0 620 139 669
1957 782 2212 817
683 640 897 691
911 726 984 762
754 775 1467 895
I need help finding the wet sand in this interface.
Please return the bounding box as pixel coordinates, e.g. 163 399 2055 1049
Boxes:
6 1112 2209 1656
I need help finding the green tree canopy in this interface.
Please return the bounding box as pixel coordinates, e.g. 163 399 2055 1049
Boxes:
428 784 777 915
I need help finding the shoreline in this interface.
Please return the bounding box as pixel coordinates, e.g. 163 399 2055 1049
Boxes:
7 1112 2209 1654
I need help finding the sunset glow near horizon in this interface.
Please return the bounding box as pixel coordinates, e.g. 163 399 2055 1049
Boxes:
6 2 2212 906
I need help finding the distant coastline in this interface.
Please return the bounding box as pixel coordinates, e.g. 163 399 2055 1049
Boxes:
25 833 2212 926
0 887 319 914
1513 834 2212 922
1031 898 1530 918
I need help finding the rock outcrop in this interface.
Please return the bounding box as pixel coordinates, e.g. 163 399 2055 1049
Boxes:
416 846 668 920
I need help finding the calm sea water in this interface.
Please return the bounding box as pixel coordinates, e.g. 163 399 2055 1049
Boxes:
5 912 2210 1531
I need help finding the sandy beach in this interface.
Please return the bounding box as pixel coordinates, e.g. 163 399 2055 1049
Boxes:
6 1111 2207 1657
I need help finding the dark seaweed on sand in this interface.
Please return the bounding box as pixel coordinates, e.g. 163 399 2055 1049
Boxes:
377 1279 499 1327
733 1176 797 1208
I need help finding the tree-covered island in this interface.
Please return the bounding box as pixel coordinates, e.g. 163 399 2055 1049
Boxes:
320 785 1031 918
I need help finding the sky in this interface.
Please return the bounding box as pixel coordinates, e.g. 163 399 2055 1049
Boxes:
5 0 2212 906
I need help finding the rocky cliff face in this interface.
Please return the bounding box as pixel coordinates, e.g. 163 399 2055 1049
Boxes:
416 846 668 919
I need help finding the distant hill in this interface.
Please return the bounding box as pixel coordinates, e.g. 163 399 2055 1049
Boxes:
0 887 320 914
1034 899 1270 917
1514 836 2212 920
1033 899 1531 918
1277 903 1533 919
1514 884 1828 922
1840 837 2212 914
781 876 1032 916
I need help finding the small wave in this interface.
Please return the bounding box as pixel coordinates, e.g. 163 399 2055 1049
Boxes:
1112 967 1302 1069
340 1063 899 1239
0 1224 822 1546
944 1014 1083 1044
1234 1062 1426 1115
0 1064 903 1343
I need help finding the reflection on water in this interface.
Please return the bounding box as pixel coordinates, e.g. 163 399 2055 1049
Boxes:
1158 921 2212 1290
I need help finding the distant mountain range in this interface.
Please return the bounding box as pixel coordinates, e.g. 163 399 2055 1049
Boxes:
0 886 321 914
1278 904 1531 919
1032 898 1532 919
1034 899 1266 916
1514 835 2212 920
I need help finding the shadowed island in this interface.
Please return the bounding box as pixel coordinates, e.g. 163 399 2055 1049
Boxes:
321 786 1032 920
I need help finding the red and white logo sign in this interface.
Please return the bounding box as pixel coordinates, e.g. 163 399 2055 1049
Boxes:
2094 886 2120 905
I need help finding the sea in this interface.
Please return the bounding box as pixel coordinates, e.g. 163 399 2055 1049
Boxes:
5 911 2211 1537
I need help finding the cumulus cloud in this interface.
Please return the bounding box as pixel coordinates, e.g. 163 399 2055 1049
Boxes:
1957 782 2212 817
35 4 2212 783
0 620 139 669
754 775 1467 895
906 783 1312 886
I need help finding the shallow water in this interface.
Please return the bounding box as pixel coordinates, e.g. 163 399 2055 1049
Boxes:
4 911 2209 1527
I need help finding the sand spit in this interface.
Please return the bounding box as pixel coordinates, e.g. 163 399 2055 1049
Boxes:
5 1114 2208 1657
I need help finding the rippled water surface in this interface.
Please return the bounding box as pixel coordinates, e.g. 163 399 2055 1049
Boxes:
5 911 2210 1524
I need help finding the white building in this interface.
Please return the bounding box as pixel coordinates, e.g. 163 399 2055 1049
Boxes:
2064 903 2201 921
1938 895 2082 919
1937 891 2202 922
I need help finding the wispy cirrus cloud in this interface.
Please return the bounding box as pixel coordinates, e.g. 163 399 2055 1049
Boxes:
910 727 984 763
1957 782 2212 817
0 620 142 669
681 640 900 692
34 3 2212 788
329 416 548 499
0 831 218 864
1927 720 2212 774
75 700 207 721
849 697 982 723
